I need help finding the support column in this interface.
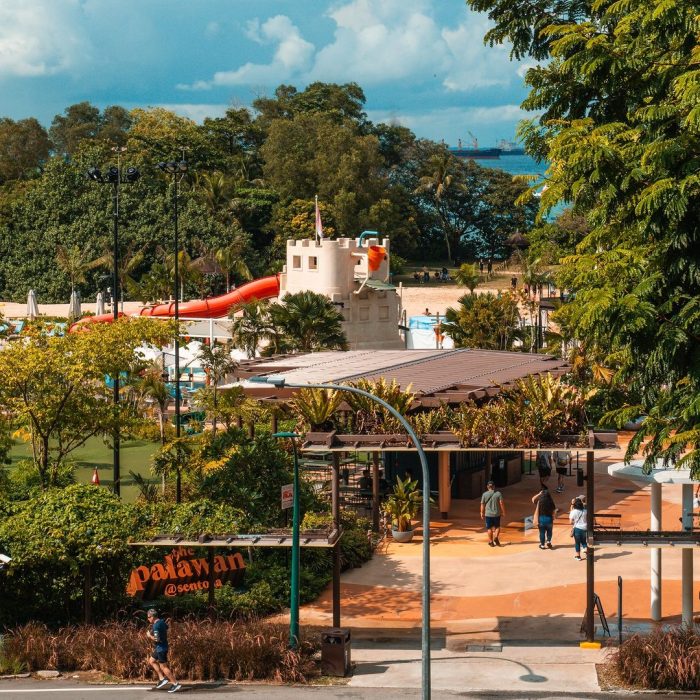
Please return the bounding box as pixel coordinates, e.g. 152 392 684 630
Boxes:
331 453 341 628
681 484 694 626
372 452 380 531
650 482 662 621
438 452 451 519
585 450 595 642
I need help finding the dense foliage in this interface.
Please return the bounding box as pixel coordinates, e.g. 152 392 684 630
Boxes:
0 83 535 302
469 0 700 475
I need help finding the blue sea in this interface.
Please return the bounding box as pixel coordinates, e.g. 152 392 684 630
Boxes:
479 154 546 178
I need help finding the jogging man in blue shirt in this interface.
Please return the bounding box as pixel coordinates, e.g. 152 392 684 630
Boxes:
146 609 181 693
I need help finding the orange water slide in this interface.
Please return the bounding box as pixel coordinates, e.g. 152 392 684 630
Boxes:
70 275 280 331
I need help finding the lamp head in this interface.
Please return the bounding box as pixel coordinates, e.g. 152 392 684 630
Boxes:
158 161 180 175
249 375 286 388
104 166 119 183
177 160 188 173
125 166 141 183
86 167 103 182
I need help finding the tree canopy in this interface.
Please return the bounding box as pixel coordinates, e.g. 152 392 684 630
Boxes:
468 0 700 473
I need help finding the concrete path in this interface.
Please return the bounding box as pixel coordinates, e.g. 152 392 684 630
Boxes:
349 643 606 695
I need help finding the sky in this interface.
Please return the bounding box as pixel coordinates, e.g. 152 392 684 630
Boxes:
0 0 536 147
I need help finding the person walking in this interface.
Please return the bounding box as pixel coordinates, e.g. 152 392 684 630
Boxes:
146 608 181 693
569 497 588 560
532 486 558 549
536 450 553 488
480 480 506 547
554 450 571 493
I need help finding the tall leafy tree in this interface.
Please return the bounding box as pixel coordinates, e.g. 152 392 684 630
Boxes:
197 344 238 435
270 291 348 353
469 0 700 473
0 117 51 183
443 292 521 350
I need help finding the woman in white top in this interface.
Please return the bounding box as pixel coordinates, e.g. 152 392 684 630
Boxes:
569 498 587 560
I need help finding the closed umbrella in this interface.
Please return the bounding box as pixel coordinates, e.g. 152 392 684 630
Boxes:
26 289 39 319
95 291 105 315
68 290 81 319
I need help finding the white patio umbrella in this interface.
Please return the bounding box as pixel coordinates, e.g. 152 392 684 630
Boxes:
68 290 81 319
26 289 39 319
95 291 105 315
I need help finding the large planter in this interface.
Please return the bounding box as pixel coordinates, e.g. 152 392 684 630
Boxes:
391 527 414 543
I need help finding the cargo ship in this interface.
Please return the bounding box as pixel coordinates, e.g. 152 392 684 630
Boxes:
448 132 501 160
497 139 526 155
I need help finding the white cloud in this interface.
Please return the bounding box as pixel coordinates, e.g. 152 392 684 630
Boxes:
0 0 91 78
179 15 314 90
310 0 449 84
179 0 524 96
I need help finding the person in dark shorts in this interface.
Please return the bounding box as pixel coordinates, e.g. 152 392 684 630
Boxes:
554 450 571 492
532 487 559 549
480 480 506 547
146 608 181 693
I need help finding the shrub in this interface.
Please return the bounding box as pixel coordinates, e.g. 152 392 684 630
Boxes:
611 627 700 691
2 620 319 682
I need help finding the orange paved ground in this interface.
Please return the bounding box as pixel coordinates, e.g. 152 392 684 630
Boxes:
296 444 699 639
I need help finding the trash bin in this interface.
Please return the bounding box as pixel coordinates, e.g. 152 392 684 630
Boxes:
321 627 351 676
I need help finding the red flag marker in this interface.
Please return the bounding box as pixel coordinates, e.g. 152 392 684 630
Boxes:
91 468 100 485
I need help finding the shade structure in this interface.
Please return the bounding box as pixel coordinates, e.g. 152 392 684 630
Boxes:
68 290 81 319
26 289 39 319
95 291 105 316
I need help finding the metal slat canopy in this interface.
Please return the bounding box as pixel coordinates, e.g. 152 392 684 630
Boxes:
129 529 341 549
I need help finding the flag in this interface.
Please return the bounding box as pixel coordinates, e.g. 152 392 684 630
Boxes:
91 468 100 485
315 195 324 242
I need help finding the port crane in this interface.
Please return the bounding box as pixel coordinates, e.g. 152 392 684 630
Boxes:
467 130 478 148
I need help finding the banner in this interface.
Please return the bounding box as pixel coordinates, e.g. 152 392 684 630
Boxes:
127 546 246 600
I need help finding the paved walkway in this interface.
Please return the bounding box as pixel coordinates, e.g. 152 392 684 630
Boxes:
290 445 699 652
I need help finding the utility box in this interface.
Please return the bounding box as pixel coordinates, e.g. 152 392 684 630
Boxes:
320 628 351 676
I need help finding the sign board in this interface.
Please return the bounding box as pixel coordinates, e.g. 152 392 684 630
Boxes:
126 546 246 600
281 483 294 510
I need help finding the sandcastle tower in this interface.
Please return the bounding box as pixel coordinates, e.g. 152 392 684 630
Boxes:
279 233 403 350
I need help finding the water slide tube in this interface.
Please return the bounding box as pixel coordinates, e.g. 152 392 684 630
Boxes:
70 274 280 331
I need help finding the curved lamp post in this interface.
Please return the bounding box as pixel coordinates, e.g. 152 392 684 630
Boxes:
272 431 302 648
251 376 431 699
157 159 188 503
87 148 141 496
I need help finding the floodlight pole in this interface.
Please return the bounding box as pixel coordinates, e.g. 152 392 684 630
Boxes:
253 377 431 699
273 431 302 648
86 148 141 497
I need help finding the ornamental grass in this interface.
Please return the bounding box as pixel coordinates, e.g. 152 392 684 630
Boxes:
2 619 319 682
611 627 700 691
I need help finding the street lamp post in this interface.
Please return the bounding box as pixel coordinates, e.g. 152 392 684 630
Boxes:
158 159 189 503
87 150 141 497
251 377 431 699
272 431 302 648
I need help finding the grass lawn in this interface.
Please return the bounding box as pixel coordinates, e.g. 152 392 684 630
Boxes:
8 436 160 503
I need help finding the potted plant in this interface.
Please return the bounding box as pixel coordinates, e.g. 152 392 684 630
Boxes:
384 475 422 543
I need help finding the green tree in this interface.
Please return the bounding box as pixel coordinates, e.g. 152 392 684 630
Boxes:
469 0 700 473
454 263 481 293
0 318 175 487
55 244 103 296
0 117 51 183
270 291 348 353
443 292 521 350
229 299 275 358
197 344 238 435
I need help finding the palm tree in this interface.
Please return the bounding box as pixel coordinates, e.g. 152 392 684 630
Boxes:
90 243 145 303
136 364 171 445
271 291 348 353
413 152 464 263
229 299 274 358
454 263 480 293
214 235 252 291
55 245 102 295
197 344 238 435
193 171 236 225
165 249 201 301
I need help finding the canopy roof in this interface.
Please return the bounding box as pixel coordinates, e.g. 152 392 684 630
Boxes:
234 348 569 407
